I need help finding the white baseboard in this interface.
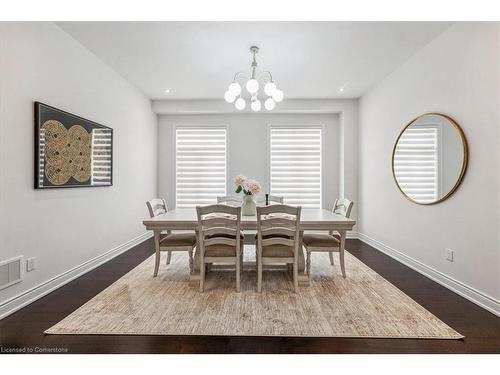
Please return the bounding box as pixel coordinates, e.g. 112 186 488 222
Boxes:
346 231 359 239
0 232 153 320
355 232 500 318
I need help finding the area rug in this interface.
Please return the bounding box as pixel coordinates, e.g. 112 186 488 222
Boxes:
45 249 463 339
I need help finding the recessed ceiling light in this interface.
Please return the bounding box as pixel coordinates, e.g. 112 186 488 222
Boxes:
164 88 171 94
339 87 345 92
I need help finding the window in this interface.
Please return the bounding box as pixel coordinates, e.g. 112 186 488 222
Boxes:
393 124 439 203
91 128 113 186
269 127 322 208
175 127 227 208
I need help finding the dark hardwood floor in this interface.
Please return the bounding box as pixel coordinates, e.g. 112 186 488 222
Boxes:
1 238 499 354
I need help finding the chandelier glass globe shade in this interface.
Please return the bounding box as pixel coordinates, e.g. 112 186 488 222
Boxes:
235 97 246 110
272 89 284 102
228 82 241 96
264 81 277 96
264 97 275 111
251 99 261 112
224 91 236 103
246 79 259 94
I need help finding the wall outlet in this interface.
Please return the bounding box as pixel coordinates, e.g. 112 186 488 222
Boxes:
26 257 36 272
445 248 454 262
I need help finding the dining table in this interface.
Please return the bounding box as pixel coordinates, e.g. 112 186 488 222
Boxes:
143 207 356 285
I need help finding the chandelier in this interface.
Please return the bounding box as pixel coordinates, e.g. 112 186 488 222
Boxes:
224 46 284 111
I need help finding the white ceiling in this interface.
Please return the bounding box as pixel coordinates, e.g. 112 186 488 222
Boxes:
58 22 452 100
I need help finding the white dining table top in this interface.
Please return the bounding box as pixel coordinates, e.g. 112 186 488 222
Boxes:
143 208 356 231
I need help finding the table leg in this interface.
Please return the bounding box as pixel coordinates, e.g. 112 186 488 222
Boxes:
339 229 347 278
153 230 161 277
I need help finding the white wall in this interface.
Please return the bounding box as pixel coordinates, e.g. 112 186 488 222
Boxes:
158 114 340 210
0 23 157 316
359 23 500 313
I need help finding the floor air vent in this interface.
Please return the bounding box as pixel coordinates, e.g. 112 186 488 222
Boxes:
0 256 23 290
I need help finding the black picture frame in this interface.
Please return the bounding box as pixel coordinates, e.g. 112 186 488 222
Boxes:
34 102 113 189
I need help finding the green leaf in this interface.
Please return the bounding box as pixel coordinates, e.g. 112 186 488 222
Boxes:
235 185 242 193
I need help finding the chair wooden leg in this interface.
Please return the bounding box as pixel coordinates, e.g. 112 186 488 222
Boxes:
188 249 194 274
306 251 311 282
166 251 172 265
153 231 161 277
329 252 335 265
241 246 244 271
236 257 241 293
257 256 262 292
293 258 299 292
199 258 205 292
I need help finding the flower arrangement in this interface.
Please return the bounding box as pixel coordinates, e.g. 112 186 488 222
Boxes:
234 174 261 196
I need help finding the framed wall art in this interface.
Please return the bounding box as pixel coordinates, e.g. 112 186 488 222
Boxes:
34 102 113 189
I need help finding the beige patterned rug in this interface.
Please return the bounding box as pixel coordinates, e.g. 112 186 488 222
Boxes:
46 249 462 339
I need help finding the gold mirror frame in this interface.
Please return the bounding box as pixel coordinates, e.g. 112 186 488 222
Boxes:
392 113 468 205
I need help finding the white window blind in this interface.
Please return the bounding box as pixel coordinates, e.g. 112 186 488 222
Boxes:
175 127 227 208
393 125 439 203
270 127 322 208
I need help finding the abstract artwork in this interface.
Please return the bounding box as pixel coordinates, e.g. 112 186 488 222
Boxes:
34 102 113 188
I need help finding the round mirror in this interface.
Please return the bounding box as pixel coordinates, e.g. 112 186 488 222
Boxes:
392 113 468 205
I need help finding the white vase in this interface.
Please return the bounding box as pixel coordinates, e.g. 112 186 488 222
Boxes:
241 194 256 216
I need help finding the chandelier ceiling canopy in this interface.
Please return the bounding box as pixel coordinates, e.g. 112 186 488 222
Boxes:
224 46 284 111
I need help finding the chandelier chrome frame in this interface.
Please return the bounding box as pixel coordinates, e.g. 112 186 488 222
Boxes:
224 46 284 111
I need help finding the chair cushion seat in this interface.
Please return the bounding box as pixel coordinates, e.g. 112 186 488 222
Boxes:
204 244 243 257
261 244 294 257
160 232 197 247
302 233 339 248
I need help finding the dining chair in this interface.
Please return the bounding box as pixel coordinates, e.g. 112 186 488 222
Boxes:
256 204 302 292
196 204 243 292
302 198 354 279
216 196 242 206
251 195 286 243
146 198 196 276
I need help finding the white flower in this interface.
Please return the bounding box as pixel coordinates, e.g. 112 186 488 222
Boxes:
244 179 261 195
234 174 247 187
